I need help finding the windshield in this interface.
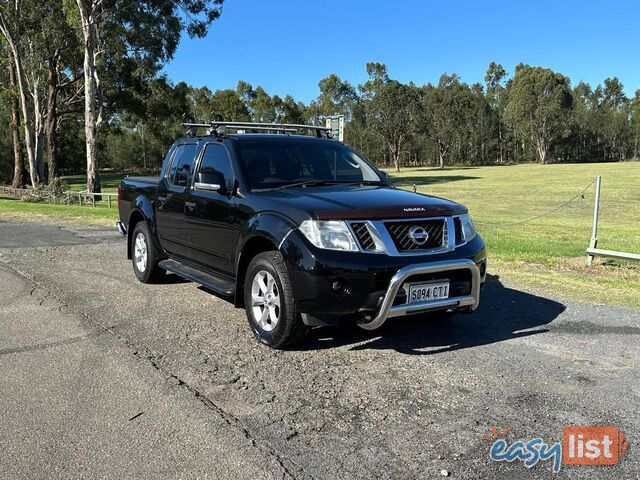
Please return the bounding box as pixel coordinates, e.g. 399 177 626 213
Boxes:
234 139 383 190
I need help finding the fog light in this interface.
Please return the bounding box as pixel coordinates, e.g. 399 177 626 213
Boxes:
331 278 351 294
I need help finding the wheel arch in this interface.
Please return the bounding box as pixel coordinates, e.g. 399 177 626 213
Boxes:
126 194 158 259
234 235 280 307
234 212 298 307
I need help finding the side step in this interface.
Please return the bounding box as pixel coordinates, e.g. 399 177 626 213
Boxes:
159 259 235 297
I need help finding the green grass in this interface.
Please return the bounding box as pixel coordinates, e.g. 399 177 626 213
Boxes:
387 162 640 308
1 163 639 308
0 195 118 225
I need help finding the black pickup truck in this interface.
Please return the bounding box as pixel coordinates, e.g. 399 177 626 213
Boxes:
117 121 486 348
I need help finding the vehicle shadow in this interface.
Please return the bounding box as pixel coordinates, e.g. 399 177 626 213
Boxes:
302 274 566 355
158 273 191 285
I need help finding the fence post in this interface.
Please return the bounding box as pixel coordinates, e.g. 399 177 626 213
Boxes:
587 176 601 266
107 195 112 208
78 193 82 205
92 195 96 207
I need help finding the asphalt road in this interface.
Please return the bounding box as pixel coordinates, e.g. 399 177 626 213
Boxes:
0 220 638 479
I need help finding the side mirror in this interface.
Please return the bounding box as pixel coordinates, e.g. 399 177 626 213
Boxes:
380 171 390 180
194 171 226 194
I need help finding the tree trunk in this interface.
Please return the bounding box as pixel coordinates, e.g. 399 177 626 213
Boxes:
33 82 46 181
0 15 42 186
536 137 548 164
77 0 102 195
390 145 400 172
7 49 25 188
46 57 59 181
498 124 504 164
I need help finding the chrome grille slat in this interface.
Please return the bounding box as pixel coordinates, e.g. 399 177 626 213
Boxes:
384 219 445 252
351 222 376 250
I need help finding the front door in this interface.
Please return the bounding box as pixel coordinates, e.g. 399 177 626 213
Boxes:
185 142 238 274
156 142 200 257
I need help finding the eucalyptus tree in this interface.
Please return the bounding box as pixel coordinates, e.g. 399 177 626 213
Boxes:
0 39 26 186
360 63 417 171
209 89 251 121
1 0 84 185
484 62 507 163
0 0 42 185
418 74 473 169
315 73 357 120
72 0 224 194
273 94 306 124
600 77 629 161
504 64 573 164
630 90 640 159
250 86 276 122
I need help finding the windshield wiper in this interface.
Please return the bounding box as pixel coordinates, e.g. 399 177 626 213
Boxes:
337 180 384 186
256 179 382 192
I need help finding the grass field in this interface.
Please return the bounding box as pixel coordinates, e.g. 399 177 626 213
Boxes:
0 195 117 225
388 162 640 308
1 163 638 307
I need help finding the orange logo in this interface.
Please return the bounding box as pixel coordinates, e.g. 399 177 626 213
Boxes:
562 426 629 465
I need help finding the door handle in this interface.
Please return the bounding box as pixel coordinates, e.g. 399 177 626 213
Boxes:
185 201 196 208
158 195 167 202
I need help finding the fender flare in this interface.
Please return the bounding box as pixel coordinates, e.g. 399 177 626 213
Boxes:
233 212 299 305
126 194 161 259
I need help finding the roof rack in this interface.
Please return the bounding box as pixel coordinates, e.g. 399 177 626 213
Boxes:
182 121 333 139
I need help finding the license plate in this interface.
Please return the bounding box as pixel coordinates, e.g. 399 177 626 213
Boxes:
406 281 450 304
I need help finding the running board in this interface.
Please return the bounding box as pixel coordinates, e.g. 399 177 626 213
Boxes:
159 259 235 296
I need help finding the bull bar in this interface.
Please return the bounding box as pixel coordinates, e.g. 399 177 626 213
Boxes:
357 259 481 331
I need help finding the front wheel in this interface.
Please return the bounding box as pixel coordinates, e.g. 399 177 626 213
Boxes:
243 252 308 349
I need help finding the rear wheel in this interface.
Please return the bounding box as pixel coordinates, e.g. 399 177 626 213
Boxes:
131 222 165 283
244 252 308 349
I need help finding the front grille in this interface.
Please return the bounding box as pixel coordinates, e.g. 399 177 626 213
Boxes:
351 222 376 250
384 219 445 252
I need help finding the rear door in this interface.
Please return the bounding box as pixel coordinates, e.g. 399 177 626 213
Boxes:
156 142 200 257
184 142 238 274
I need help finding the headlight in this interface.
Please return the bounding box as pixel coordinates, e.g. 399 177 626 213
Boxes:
460 213 477 241
299 220 358 251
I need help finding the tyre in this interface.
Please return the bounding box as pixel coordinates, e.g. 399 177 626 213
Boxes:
131 222 165 283
243 251 308 349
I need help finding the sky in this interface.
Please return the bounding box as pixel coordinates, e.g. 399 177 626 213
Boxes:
162 0 640 102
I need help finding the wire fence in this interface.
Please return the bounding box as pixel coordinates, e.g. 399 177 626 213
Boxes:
474 178 598 229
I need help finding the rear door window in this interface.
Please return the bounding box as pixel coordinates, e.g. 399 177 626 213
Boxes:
168 143 199 187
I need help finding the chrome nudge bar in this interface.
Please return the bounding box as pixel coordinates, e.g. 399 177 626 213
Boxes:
357 259 481 331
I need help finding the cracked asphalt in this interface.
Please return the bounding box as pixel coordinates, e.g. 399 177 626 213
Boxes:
0 220 638 479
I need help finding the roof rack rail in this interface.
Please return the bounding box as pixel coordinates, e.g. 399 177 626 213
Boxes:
182 121 333 139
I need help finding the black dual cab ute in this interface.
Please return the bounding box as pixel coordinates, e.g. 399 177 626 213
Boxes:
117 121 487 348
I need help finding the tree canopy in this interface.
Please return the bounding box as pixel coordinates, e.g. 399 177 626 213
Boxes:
1 8 639 189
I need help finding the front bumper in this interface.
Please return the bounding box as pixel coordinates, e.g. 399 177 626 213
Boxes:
281 230 486 328
356 259 480 330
